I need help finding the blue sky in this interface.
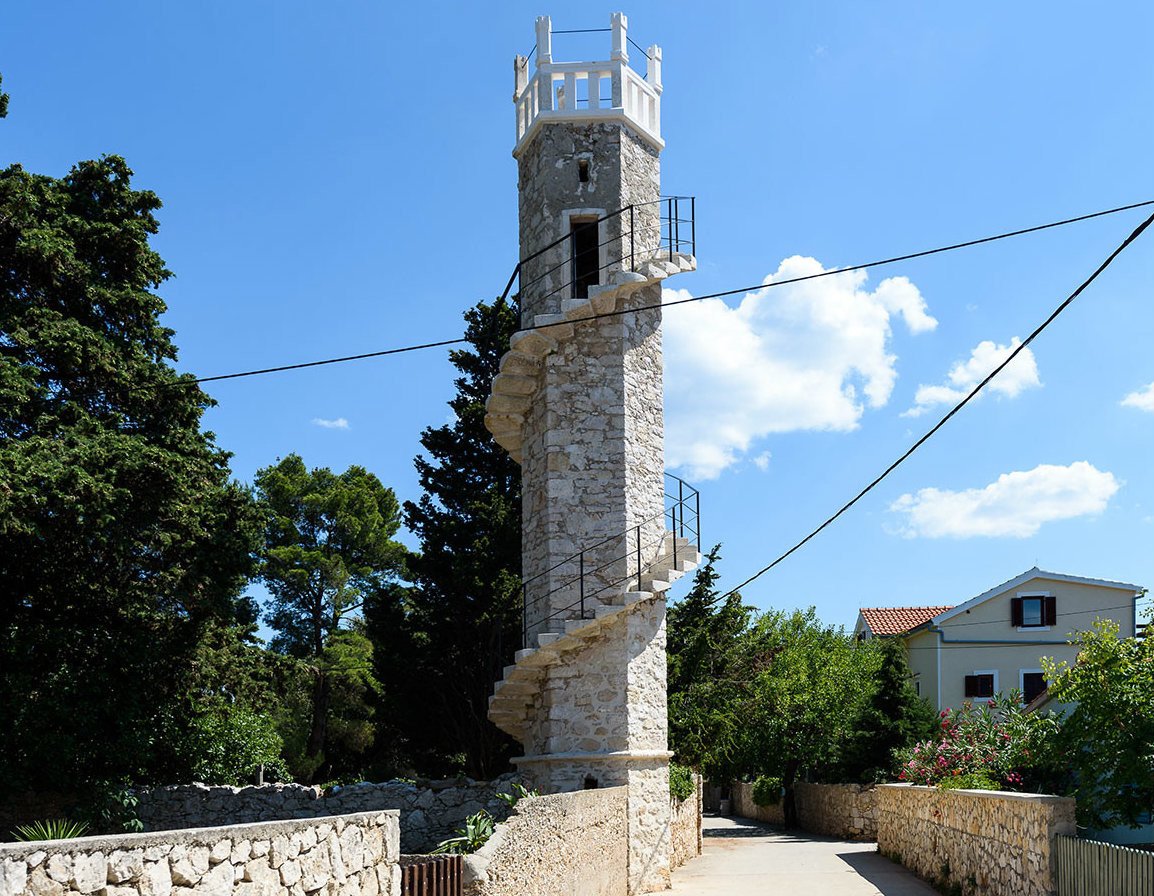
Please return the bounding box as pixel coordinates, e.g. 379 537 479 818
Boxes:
4 1 1152 630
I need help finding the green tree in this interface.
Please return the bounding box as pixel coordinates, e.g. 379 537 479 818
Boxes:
0 154 261 791
371 296 522 778
667 547 753 780
1042 615 1154 829
835 637 937 783
254 454 405 781
736 609 878 825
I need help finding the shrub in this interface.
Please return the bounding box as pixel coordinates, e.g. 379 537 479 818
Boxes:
894 692 1057 790
751 775 782 806
938 770 1002 791
669 763 694 803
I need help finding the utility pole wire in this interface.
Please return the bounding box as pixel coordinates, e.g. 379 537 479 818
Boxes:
719 209 1154 602
180 199 1153 386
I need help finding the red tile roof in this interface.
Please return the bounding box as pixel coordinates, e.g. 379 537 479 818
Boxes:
859 606 954 636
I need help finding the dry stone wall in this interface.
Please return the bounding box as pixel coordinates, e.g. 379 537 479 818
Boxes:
669 776 702 871
794 783 877 841
729 782 784 826
462 788 627 896
0 812 400 896
136 778 518 855
876 784 1075 896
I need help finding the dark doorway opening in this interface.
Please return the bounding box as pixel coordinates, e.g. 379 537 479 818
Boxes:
570 219 599 299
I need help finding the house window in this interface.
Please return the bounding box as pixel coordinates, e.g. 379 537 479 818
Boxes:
1022 671 1047 703
1011 594 1056 628
964 673 996 699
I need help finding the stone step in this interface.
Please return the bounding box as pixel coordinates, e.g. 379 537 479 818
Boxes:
486 589 663 739
484 252 697 458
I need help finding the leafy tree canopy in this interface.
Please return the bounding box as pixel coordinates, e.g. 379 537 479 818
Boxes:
1043 615 1154 829
254 453 405 779
0 154 261 790
369 297 522 779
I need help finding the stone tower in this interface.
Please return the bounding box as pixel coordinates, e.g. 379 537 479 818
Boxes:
484 13 699 894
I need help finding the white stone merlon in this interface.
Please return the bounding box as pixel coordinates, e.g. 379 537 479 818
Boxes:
486 14 698 895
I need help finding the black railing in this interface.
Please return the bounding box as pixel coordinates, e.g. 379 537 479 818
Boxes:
520 473 700 647
500 196 696 318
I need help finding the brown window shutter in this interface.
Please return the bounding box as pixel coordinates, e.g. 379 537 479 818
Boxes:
1011 597 1024 627
964 675 979 697
1044 595 1057 626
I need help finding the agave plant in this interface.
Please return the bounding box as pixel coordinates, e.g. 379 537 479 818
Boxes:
12 819 90 842
430 811 495 854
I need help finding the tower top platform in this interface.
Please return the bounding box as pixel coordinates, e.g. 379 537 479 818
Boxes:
513 13 663 157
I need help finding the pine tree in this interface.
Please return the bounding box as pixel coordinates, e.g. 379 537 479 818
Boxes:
666 546 753 780
373 297 521 777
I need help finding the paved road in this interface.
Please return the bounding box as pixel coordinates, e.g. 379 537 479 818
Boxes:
669 815 939 895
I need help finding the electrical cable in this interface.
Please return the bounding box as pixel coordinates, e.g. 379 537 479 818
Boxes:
177 200 1154 386
717 209 1154 602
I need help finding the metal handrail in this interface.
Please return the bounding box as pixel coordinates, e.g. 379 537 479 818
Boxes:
499 196 696 308
521 473 700 646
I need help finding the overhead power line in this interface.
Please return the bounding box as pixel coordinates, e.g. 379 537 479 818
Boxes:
179 200 1153 386
719 208 1154 602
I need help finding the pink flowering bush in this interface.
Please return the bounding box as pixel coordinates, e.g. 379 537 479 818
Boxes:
894 691 1059 790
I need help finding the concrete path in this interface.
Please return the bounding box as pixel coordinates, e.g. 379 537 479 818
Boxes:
669 815 939 895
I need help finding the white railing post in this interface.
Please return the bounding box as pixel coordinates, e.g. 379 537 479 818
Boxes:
535 16 552 66
647 44 662 93
514 55 528 101
610 12 628 62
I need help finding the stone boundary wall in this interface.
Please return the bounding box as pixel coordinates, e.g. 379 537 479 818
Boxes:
794 783 877 841
463 787 627 896
729 782 784 826
670 775 702 870
0 811 400 896
136 777 518 854
876 784 1075 896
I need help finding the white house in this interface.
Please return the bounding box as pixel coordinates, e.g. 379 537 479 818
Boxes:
855 567 1144 713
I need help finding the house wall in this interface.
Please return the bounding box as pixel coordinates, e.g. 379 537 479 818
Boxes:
0 811 400 896
876 784 1074 896
904 629 939 709
911 575 1137 712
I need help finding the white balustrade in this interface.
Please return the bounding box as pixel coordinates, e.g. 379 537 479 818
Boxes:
513 14 663 154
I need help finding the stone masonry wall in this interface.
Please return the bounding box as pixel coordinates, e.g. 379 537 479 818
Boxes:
730 782 784 826
462 788 627 896
794 783 877 841
516 120 664 641
669 775 702 871
0 811 400 896
514 602 671 894
135 778 518 855
876 784 1075 896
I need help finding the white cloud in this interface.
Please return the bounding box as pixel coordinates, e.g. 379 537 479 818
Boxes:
903 337 1040 417
1121 381 1154 412
311 417 350 430
663 256 936 480
889 461 1119 539
752 452 771 472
